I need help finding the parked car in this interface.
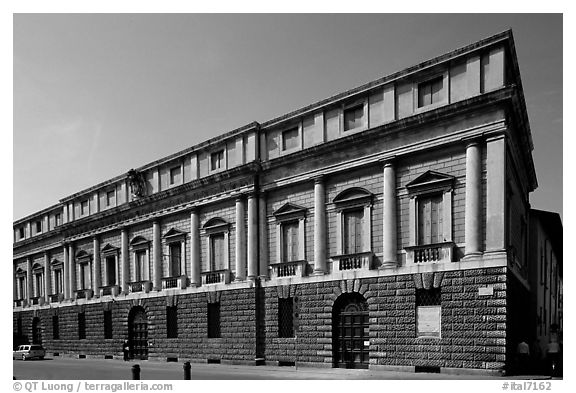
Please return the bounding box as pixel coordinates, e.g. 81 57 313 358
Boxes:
13 344 45 360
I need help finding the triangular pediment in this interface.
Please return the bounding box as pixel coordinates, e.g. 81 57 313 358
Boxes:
101 243 119 253
163 228 188 239
273 203 307 217
406 170 454 193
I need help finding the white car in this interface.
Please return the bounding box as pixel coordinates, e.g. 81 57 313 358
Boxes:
13 344 45 360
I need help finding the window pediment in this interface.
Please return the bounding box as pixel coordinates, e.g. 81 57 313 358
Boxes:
273 203 307 221
32 263 44 273
16 267 26 277
101 243 119 256
75 250 92 263
163 228 188 241
130 236 149 248
406 170 454 194
333 187 373 208
203 218 229 233
50 259 63 269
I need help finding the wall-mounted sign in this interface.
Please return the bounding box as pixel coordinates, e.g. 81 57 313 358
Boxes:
417 305 441 338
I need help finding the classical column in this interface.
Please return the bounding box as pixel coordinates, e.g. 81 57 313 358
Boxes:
152 221 162 290
190 209 201 286
258 192 269 279
486 134 507 252
93 236 101 297
464 141 482 257
381 160 398 268
63 244 70 300
68 243 76 298
121 228 130 294
313 176 327 274
235 197 247 281
247 193 258 279
26 257 33 303
43 251 51 303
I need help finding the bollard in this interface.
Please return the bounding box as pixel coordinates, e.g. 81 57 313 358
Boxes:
183 361 191 380
131 364 140 380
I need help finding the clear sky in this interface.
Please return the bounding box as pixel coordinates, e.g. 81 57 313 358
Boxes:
13 13 562 221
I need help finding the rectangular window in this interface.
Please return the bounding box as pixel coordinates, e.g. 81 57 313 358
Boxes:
103 310 113 339
167 306 178 338
106 256 116 285
210 233 225 271
18 277 26 299
52 316 60 340
207 302 221 338
418 77 443 108
416 288 441 338
344 105 364 131
417 194 443 245
78 312 86 339
343 208 364 254
169 243 181 277
278 297 295 338
35 220 42 233
135 250 146 281
282 221 299 262
79 263 90 290
169 166 182 185
55 214 61 227
81 200 89 216
106 190 116 207
19 227 25 239
35 273 44 297
210 150 224 171
282 127 299 151
54 270 63 294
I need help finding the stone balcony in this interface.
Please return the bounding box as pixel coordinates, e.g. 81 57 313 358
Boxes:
269 260 308 279
49 293 64 303
331 251 373 272
405 241 454 264
75 288 94 300
162 275 187 290
99 285 121 297
129 280 153 293
201 270 230 285
14 299 26 307
30 296 45 306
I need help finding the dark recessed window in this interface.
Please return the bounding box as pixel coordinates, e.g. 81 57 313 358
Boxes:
344 105 364 131
207 302 221 338
17 317 22 337
81 200 89 216
210 150 224 171
55 214 61 227
53 316 60 340
167 306 178 338
35 221 42 233
416 288 441 338
278 297 295 338
418 77 443 108
78 312 86 339
169 166 182 185
282 127 299 151
19 227 25 239
106 190 116 207
104 310 113 339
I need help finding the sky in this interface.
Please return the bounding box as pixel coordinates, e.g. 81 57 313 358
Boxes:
13 13 563 221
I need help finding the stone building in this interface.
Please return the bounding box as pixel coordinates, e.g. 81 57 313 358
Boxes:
13 30 545 375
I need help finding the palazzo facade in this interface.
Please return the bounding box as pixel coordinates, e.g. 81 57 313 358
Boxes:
14 30 542 375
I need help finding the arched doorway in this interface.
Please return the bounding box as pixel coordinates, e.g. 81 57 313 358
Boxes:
128 307 148 360
32 317 42 345
332 293 369 369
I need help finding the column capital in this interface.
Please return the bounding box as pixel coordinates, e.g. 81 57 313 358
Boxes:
462 136 483 148
379 156 396 167
313 174 325 184
485 131 508 143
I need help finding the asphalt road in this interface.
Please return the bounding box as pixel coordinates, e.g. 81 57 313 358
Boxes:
12 357 505 380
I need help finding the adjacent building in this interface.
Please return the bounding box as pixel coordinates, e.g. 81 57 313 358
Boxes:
14 30 554 375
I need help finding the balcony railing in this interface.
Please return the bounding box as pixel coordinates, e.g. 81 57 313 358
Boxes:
75 289 94 300
201 270 230 285
99 285 120 297
14 299 26 307
162 275 187 290
269 260 308 279
129 280 152 293
30 296 43 305
405 242 454 264
49 293 64 303
331 252 373 272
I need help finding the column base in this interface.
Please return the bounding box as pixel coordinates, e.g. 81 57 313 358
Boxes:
462 252 483 262
312 269 326 276
379 260 398 270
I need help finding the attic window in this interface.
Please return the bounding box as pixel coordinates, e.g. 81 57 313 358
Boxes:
417 77 443 108
282 127 299 151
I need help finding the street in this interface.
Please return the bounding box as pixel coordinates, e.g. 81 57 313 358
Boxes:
13 357 504 380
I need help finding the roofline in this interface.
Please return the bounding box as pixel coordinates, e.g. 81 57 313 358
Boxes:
13 204 63 226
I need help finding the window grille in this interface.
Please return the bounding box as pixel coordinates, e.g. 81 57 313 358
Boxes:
53 316 60 339
103 310 113 339
278 297 295 338
207 302 221 338
167 306 178 338
416 288 441 306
